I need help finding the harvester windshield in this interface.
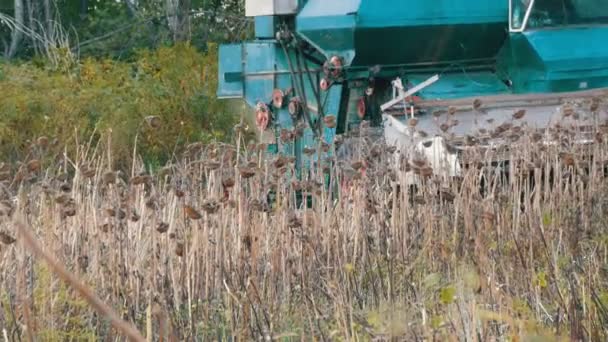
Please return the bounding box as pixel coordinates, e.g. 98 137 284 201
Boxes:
511 0 608 31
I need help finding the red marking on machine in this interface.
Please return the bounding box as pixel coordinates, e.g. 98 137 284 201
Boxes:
357 97 366 118
320 78 330 91
405 95 422 103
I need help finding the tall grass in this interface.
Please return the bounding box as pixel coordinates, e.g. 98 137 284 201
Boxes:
1 104 608 341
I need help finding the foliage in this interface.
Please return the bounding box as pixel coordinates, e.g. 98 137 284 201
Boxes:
1 0 252 60
0 42 239 168
32 263 97 341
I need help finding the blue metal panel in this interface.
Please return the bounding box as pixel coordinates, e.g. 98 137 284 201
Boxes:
243 43 276 107
500 26 608 93
244 42 276 73
217 44 244 99
323 84 342 144
255 16 277 38
297 0 360 17
358 0 507 27
296 0 509 67
408 72 510 100
524 27 608 72
296 0 359 61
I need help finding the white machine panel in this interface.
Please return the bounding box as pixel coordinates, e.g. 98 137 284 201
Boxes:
245 0 298 16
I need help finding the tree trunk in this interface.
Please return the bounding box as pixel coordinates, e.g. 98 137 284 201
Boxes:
179 0 191 41
124 0 137 17
166 0 179 41
24 0 40 56
1 36 8 57
80 0 88 19
166 0 190 42
43 0 54 41
7 0 24 58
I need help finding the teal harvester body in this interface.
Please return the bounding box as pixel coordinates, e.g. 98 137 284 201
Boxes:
217 0 608 166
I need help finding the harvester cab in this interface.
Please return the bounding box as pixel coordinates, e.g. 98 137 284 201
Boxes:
217 0 608 183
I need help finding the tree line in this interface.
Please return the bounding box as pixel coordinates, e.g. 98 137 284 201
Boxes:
1 0 250 61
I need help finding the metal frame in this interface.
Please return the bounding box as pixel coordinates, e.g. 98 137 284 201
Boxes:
509 0 535 32
381 74 440 112
413 86 608 110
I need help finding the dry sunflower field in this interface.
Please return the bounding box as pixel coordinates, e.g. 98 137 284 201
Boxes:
1 101 608 341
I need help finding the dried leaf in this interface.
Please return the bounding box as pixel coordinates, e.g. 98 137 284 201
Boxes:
0 231 16 245
156 222 169 233
512 109 526 120
184 205 202 220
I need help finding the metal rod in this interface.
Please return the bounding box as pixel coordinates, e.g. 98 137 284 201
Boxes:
381 74 440 111
239 55 495 77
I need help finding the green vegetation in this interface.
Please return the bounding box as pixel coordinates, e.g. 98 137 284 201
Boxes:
0 42 243 168
0 0 251 168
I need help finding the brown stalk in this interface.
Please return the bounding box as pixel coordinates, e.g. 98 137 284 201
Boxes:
14 220 146 342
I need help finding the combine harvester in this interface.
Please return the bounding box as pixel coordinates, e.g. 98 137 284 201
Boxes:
217 0 608 183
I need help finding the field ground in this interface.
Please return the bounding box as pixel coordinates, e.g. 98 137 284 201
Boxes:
1 111 608 341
